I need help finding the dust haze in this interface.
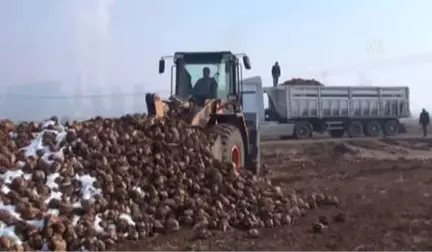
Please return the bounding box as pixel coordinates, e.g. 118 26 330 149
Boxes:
0 1 431 122
0 0 152 122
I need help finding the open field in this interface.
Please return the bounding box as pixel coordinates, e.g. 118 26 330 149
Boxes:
114 137 432 251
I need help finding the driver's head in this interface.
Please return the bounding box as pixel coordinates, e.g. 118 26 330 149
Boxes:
203 67 210 78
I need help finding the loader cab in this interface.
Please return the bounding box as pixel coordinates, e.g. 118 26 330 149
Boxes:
158 51 251 106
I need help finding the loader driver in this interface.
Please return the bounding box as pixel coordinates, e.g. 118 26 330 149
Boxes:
192 67 218 106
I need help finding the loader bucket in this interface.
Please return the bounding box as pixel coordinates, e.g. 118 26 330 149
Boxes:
145 93 156 116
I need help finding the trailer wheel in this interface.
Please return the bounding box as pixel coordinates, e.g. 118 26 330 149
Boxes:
364 120 381 137
382 120 399 136
347 121 363 138
329 129 344 138
210 124 245 171
294 122 311 139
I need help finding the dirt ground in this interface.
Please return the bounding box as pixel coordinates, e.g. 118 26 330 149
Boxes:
114 137 432 251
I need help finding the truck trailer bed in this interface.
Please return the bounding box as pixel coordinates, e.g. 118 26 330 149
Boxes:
264 85 411 120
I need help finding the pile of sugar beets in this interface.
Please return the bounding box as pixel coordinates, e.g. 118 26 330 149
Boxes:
0 105 339 251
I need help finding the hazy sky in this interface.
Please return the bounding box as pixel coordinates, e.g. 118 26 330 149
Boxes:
0 0 431 116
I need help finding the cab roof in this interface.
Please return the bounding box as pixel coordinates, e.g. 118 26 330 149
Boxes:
174 51 236 63
174 51 233 55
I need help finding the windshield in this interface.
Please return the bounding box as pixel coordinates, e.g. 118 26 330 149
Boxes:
176 62 228 103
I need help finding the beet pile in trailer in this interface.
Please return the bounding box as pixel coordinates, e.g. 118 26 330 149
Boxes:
281 78 324 86
0 110 339 251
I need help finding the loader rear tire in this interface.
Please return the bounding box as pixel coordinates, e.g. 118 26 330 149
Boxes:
210 124 245 171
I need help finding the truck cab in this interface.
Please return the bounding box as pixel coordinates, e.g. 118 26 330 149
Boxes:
242 76 296 138
242 76 266 122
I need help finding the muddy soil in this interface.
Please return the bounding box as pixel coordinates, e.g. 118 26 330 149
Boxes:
115 138 432 251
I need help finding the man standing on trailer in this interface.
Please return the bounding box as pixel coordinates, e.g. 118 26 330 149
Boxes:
271 61 281 87
419 108 430 137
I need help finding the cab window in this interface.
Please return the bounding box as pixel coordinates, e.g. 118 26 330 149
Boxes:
176 62 228 100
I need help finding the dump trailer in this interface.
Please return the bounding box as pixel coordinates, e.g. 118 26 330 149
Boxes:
145 51 261 174
242 76 411 139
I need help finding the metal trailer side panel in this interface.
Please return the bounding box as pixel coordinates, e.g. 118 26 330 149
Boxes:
265 86 411 120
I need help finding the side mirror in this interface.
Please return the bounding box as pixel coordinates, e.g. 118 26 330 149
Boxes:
243 56 251 70
158 59 165 74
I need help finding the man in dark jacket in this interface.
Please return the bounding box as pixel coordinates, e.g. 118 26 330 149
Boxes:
271 61 281 87
419 108 430 137
192 67 218 106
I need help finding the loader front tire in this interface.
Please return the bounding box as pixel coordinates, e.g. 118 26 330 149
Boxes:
210 124 245 171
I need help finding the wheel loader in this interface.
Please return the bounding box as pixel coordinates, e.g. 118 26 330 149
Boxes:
145 51 260 174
